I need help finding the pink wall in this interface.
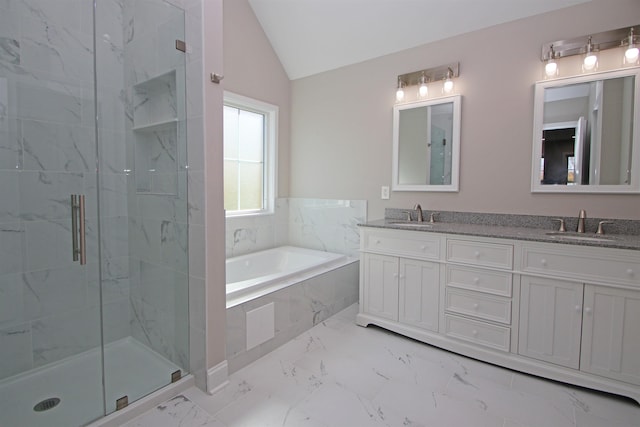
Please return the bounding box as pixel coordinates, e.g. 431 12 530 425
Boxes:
289 0 640 220
222 0 292 198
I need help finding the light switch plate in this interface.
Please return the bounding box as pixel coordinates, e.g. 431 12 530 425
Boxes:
381 186 390 200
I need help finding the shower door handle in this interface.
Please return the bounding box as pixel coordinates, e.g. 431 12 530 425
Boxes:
71 194 87 265
71 195 79 262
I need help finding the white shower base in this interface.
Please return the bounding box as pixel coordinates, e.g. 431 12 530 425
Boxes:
0 337 182 427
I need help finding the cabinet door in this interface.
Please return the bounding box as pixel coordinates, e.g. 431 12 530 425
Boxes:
363 253 399 321
398 258 439 332
581 285 640 385
519 276 583 369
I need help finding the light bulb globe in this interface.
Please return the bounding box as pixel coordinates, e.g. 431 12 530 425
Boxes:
443 79 453 93
419 84 428 97
545 60 557 77
396 88 404 102
583 54 598 71
625 46 639 64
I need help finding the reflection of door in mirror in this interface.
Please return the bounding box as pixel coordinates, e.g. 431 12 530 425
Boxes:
541 76 634 186
542 127 576 184
542 118 587 185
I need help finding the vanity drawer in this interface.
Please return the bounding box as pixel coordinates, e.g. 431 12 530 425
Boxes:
522 244 640 287
362 229 440 260
447 239 513 269
445 265 512 296
444 314 510 352
445 288 511 324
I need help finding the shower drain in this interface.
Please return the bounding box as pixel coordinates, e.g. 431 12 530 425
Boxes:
33 397 61 412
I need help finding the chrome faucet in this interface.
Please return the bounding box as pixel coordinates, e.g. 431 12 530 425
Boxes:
414 203 424 222
576 209 587 233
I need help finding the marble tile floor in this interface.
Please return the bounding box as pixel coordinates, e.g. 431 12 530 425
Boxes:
123 304 640 427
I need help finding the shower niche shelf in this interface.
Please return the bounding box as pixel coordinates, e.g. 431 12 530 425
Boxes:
132 70 182 196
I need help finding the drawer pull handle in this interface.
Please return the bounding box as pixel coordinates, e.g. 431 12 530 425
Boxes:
474 251 481 258
472 329 478 336
584 307 592 315
473 277 480 284
575 305 581 312
627 269 634 276
376 240 381 244
473 303 479 310
540 259 547 266
420 245 426 250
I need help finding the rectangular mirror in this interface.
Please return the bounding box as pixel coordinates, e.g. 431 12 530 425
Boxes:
392 95 461 192
531 68 640 193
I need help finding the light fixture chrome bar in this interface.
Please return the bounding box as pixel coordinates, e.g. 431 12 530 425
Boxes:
397 62 459 87
541 25 639 61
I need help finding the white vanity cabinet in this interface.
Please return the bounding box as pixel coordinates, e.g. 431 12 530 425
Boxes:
362 253 400 321
357 225 640 403
443 239 514 352
360 228 440 332
519 276 584 368
581 285 640 385
519 242 640 385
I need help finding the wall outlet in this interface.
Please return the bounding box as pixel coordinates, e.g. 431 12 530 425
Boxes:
381 186 390 200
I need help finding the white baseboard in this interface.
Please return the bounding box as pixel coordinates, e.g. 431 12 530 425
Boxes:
206 360 229 395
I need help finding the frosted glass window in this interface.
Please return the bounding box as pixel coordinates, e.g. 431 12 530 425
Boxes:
223 92 277 216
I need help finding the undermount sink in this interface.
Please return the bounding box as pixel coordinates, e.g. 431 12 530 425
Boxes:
388 221 433 228
545 232 614 242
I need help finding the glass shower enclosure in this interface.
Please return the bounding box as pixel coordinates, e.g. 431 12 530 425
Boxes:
0 1 190 425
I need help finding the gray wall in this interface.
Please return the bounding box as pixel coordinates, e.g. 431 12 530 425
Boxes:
289 0 640 220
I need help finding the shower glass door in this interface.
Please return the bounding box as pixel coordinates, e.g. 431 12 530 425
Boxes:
0 0 190 425
98 0 189 416
0 0 104 426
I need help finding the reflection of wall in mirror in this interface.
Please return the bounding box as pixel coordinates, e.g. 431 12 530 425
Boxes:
398 106 429 185
601 77 634 184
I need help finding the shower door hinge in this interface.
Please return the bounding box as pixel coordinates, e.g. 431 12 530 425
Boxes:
116 396 129 411
175 39 186 52
171 370 182 383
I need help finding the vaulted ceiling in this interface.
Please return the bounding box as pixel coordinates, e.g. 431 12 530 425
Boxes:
248 0 592 80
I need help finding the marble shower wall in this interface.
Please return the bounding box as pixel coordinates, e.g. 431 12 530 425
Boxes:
225 198 366 258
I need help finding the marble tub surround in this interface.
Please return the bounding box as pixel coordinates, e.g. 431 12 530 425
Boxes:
225 262 358 374
373 209 640 250
225 198 366 258
130 304 640 427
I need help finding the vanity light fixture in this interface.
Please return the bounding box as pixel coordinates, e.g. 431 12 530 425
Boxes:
418 72 429 97
395 78 405 102
395 63 459 103
443 67 454 93
582 36 598 72
624 27 639 65
540 25 640 77
544 45 558 77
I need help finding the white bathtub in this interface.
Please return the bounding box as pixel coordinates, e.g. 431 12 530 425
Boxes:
226 246 349 307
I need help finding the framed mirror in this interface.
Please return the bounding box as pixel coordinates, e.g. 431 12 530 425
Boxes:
392 95 461 192
531 68 640 193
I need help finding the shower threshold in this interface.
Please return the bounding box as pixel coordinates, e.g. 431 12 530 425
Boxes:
0 337 182 427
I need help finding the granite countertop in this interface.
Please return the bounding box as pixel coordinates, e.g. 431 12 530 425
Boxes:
360 218 640 251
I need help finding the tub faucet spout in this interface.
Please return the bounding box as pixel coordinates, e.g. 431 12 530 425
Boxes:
414 204 424 222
